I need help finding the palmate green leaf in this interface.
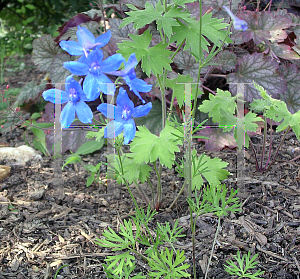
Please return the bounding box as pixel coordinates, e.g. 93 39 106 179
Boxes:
117 30 172 77
120 2 192 40
234 112 262 149
108 153 152 184
130 121 181 169
198 89 236 123
165 74 197 107
148 248 190 279
227 53 287 102
170 13 231 60
119 3 160 30
176 150 230 190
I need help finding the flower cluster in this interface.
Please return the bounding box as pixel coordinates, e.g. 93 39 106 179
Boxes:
43 26 152 144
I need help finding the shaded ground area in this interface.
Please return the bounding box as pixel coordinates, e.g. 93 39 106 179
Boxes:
0 126 300 279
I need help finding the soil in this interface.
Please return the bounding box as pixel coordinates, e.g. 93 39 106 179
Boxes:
0 55 300 279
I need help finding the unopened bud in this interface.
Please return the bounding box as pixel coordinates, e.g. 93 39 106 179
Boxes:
6 85 9 89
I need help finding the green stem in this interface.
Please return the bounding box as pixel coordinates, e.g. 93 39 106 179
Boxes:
204 216 221 279
116 146 139 210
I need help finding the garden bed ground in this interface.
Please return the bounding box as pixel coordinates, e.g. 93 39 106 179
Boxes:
0 55 300 279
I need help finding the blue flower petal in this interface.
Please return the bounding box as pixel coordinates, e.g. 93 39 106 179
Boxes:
77 26 95 47
123 118 136 145
43 89 69 104
104 120 124 138
116 88 134 111
74 100 93 124
60 102 76 128
85 48 103 67
83 74 101 100
132 102 152 118
95 30 111 47
97 103 116 118
63 61 89 76
101 54 125 73
65 76 83 94
59 41 84 56
96 73 115 95
130 78 152 93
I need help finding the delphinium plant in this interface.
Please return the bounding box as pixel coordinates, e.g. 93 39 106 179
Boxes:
26 0 300 277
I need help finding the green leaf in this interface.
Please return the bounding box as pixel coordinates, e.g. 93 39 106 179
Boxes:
119 2 160 29
62 154 81 170
86 128 105 142
117 30 172 77
105 251 136 275
234 112 262 148
31 127 50 156
148 248 190 278
198 88 236 124
74 140 104 156
130 121 181 169
227 53 287 102
108 153 152 184
170 13 231 60
86 175 95 187
203 184 241 217
193 153 230 190
165 74 199 107
25 3 35 9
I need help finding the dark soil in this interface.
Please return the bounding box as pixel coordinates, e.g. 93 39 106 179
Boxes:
0 55 300 279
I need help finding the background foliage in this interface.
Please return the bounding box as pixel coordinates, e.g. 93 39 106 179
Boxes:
0 0 94 56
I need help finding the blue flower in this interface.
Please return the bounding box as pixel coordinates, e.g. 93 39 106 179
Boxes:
222 6 248 32
107 53 152 104
63 48 125 100
59 26 111 56
97 88 152 144
42 75 93 128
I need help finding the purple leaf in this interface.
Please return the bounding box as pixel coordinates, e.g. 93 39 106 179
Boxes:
239 11 292 44
278 64 300 114
227 53 287 102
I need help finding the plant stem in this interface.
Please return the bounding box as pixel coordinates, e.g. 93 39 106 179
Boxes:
168 180 187 210
116 146 139 210
248 137 260 171
147 177 155 209
133 181 151 205
265 125 291 172
260 115 267 170
204 216 221 279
